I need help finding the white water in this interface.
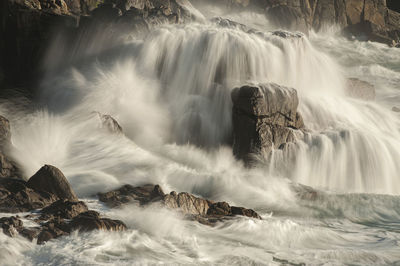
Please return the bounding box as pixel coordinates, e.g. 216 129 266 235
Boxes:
1 5 400 266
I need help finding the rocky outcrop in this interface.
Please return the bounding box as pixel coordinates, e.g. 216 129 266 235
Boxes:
27 165 78 201
0 0 201 91
231 83 304 164
0 165 127 244
346 78 376 101
98 184 261 225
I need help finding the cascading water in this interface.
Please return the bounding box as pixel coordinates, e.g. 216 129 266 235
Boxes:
1 4 400 265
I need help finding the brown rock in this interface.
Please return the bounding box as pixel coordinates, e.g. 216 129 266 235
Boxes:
0 178 57 213
40 199 88 219
68 211 127 232
0 216 23 237
27 165 78 202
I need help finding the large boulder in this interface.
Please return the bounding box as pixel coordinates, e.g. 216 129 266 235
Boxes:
231 83 304 164
27 165 78 202
98 184 261 224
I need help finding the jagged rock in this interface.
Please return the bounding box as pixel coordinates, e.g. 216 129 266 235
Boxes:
27 165 78 202
0 216 23 237
392 107 400 112
99 184 261 224
0 178 57 212
164 191 211 216
40 199 88 219
94 112 123 134
37 217 70 244
346 78 376 101
98 184 164 207
68 211 127 232
231 83 304 163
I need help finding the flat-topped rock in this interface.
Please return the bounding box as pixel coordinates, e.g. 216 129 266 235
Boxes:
231 83 305 163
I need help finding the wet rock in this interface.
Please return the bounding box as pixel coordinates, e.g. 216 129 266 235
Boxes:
164 191 211 216
68 211 127 232
0 216 23 237
94 112 123 134
99 184 261 224
0 178 57 213
37 219 69 245
0 115 22 179
0 116 11 148
231 83 304 164
346 78 376 101
98 184 165 207
27 165 78 202
40 199 88 220
18 228 40 241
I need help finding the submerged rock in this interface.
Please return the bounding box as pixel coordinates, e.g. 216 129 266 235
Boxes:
392 106 400 112
231 83 304 164
346 78 376 101
98 184 261 224
0 216 23 237
27 165 78 202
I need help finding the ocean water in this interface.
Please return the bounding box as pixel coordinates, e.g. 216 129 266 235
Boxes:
1 4 400 266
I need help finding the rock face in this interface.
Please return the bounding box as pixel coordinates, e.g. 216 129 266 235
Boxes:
27 165 78 202
231 83 304 163
98 184 261 225
0 178 57 212
346 78 376 101
207 0 400 46
0 115 22 179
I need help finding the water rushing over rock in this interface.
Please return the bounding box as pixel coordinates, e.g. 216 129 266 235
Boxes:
0 1 400 265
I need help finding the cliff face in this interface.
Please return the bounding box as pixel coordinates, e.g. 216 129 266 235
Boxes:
212 0 400 46
0 0 199 91
1 0 399 93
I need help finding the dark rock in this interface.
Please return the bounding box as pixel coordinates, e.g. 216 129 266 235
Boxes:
40 199 88 219
207 202 231 216
0 216 23 237
27 165 78 202
68 211 127 232
231 83 304 163
18 228 40 241
0 116 11 148
0 178 57 212
346 78 376 101
231 206 261 219
98 184 165 207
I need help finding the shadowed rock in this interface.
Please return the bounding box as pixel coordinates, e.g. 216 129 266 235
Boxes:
0 178 58 212
40 199 89 220
0 216 23 237
0 115 22 179
27 165 78 202
231 83 304 164
68 211 127 232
